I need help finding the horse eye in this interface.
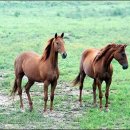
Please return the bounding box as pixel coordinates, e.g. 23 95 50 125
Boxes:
122 53 125 57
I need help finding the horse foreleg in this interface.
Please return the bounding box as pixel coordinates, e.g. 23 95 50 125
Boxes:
25 80 34 111
97 79 103 111
105 78 111 112
93 79 97 107
50 80 57 111
43 81 49 112
79 72 85 106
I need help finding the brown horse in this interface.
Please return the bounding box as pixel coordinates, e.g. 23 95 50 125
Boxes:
73 43 128 111
11 33 67 112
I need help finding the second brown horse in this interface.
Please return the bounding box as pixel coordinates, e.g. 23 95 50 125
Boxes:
11 33 67 112
73 43 128 111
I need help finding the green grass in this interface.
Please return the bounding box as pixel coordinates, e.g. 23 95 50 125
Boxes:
0 1 130 129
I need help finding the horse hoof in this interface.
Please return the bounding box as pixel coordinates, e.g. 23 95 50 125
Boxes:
93 103 97 108
100 107 102 111
79 101 83 107
20 108 25 112
50 108 53 112
80 103 83 107
105 107 110 112
43 109 47 113
29 108 33 112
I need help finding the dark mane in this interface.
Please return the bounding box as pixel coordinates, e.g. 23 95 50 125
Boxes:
94 43 117 62
41 38 54 61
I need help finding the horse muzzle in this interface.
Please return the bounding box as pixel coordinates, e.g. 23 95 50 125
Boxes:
122 64 128 70
62 52 67 59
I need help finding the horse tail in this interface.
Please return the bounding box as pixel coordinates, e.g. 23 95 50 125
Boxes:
73 72 81 86
73 59 84 86
11 78 17 96
73 51 86 86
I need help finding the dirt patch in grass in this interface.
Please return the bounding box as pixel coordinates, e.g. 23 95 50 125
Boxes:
0 81 92 129
0 93 11 106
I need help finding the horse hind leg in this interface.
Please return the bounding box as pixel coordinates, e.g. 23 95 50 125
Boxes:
25 80 34 111
16 75 24 110
79 71 86 106
93 79 97 107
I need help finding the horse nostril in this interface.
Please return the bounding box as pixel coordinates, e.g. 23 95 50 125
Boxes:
62 52 67 59
122 64 128 69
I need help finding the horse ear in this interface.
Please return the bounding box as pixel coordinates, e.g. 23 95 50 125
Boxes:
124 44 127 48
121 44 127 49
61 33 64 38
55 33 57 38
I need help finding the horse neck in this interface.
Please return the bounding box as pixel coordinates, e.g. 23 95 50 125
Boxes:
48 43 58 68
102 49 115 70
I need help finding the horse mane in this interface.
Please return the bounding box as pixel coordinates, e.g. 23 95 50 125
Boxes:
94 43 117 62
41 38 54 61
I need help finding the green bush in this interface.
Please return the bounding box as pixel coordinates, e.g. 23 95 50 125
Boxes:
14 11 20 17
112 8 124 16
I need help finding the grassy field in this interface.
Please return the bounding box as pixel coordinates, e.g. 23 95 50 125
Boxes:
0 1 130 129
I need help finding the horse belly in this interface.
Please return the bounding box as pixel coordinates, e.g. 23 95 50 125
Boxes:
24 69 41 81
24 71 41 81
83 55 95 78
22 59 41 81
83 62 94 78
